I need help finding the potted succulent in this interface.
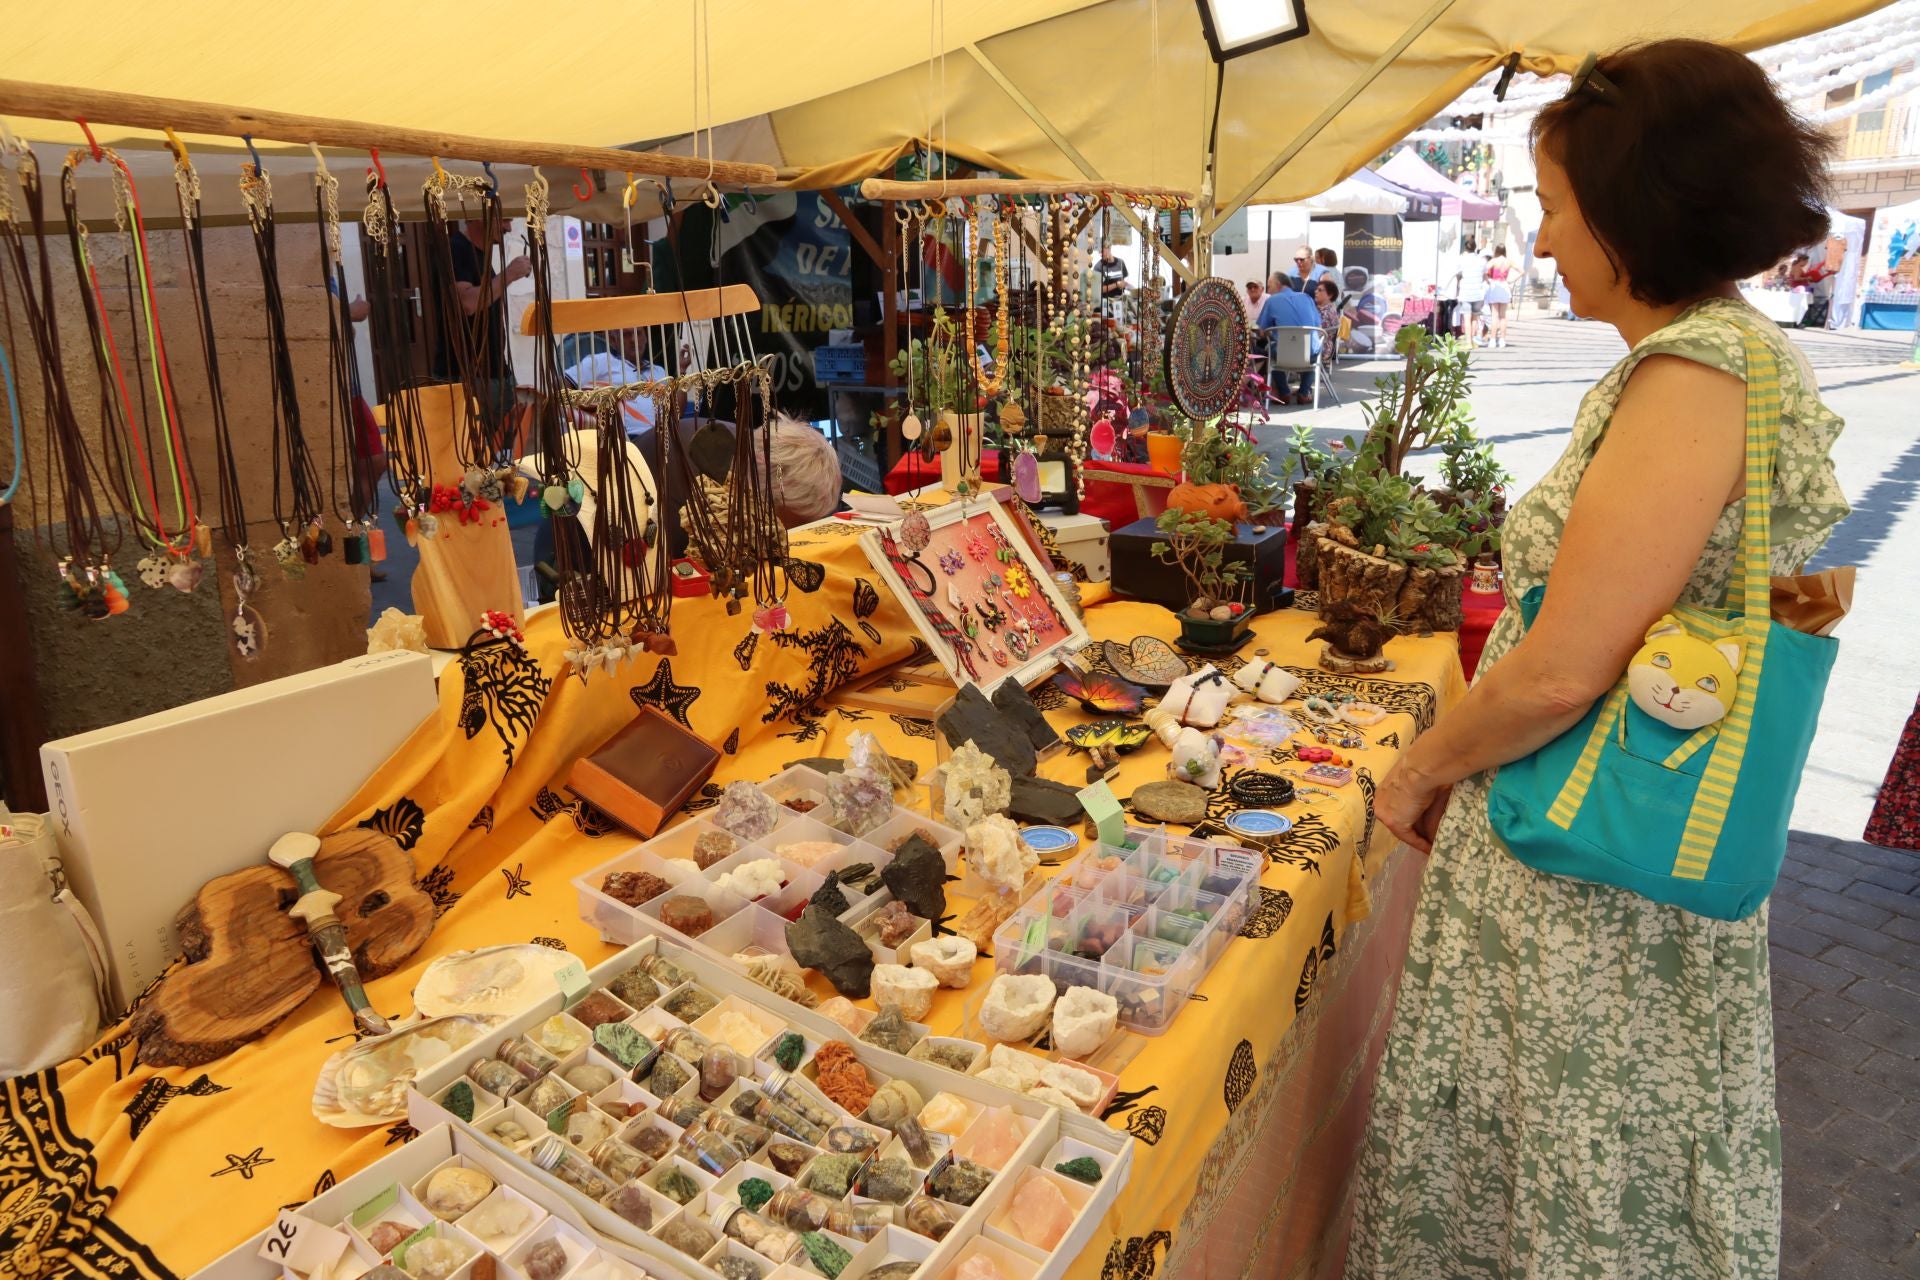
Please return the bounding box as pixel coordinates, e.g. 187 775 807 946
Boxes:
1437 436 1512 520
1167 419 1285 522
1284 423 1339 590
1151 507 1255 649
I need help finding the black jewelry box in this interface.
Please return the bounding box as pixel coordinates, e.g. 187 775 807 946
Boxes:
1108 517 1290 612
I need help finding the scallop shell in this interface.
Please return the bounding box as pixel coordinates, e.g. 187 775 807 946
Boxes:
311 1014 500 1127
733 951 820 1008
413 944 582 1019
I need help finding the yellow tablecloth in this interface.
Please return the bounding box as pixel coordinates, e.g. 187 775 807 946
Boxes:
13 514 1465 1280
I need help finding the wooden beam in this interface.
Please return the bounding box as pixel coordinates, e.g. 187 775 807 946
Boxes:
1201 0 1459 236
858 177 1191 202
820 189 883 269
960 43 1196 284
0 78 778 186
517 284 760 337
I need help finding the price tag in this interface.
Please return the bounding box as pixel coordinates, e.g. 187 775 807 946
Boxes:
553 959 590 1009
256 1210 349 1277
348 1184 400 1229
1014 915 1048 969
1076 781 1127 848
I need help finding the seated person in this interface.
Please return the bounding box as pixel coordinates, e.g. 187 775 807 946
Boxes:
1254 275 1323 403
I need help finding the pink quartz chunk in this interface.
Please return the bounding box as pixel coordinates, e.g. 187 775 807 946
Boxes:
1006 1174 1076 1250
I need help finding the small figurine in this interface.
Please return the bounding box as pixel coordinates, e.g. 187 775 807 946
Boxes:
1307 601 1396 674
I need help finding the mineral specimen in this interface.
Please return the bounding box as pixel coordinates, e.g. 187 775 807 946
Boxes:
366 1222 411 1256
806 1152 863 1199
928 1157 994 1205
694 829 739 870
765 1140 816 1176
1129 779 1210 825
714 858 787 901
962 1107 1026 1168
658 894 718 938
713 780 782 842
564 1109 616 1149
658 1215 717 1258
909 936 978 988
920 1041 981 1073
951 891 1022 952
563 1063 615 1095
917 1093 975 1137
809 872 852 917
979 974 1056 1041
859 1006 920 1055
1007 775 1086 827
535 1014 588 1054
602 870 670 907
661 986 720 1022
1051 985 1120 1059
604 1181 653 1229
861 1156 918 1204
835 861 883 894
423 1166 494 1220
879 836 948 921
973 1067 1029 1092
462 1194 534 1244
824 1124 881 1154
593 1023 655 1071
903 1194 960 1240
870 963 938 1022
964 814 1037 895
939 685 1037 779
942 740 1013 828
627 1123 675 1160
863 1079 926 1133
777 840 844 868
737 1176 775 1211
869 902 917 952
654 1166 701 1204
1007 1173 1076 1249
800 1232 853 1279
810 1041 876 1113
715 1260 764 1280
518 1077 571 1118
488 1118 530 1145
400 1235 472 1280
735 952 819 1008
955 1254 1010 1280
522 1239 569 1280
985 1045 1043 1090
569 992 631 1029
992 677 1062 752
1039 1061 1105 1109
867 1265 923 1280
824 763 892 838
1026 1084 1078 1109
772 1032 807 1070
1055 1156 1104 1184
815 997 865 1032
642 1054 692 1097
786 906 874 999
440 1081 475 1123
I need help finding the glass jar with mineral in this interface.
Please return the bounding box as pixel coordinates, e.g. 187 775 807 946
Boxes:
715 1204 802 1263
824 1201 895 1241
698 1044 748 1102
699 1111 774 1153
497 1038 559 1081
661 1026 709 1063
587 1136 655 1184
658 1095 710 1130
528 1135 615 1201
763 1071 838 1137
763 1185 836 1234
678 1122 752 1177
902 1194 961 1241
743 1089 828 1146
465 1058 523 1098
634 952 696 990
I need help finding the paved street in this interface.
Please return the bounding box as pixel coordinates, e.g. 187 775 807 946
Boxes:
1254 312 1920 1277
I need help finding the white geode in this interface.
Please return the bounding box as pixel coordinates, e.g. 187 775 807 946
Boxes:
965 814 1037 895
979 974 1056 1042
1026 1084 1078 1110
975 1066 1030 1092
871 963 938 1021
1168 728 1223 790
713 857 786 900
1039 1060 1106 1108
944 741 1012 828
1050 986 1120 1059
986 1043 1044 1089
910 935 979 988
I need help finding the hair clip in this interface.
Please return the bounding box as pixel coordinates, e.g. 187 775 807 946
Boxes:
1569 52 1620 101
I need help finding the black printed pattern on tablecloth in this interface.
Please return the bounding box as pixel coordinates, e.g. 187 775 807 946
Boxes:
1278 665 1439 733
1103 1084 1167 1147
733 630 759 671
783 557 827 591
1355 767 1378 860
853 576 885 643
1 1071 176 1280
1376 730 1402 750
500 863 533 899
528 786 619 837
280 1169 336 1213
457 636 550 770
211 1147 272 1181
124 1073 227 1140
1240 886 1294 939
417 864 462 918
682 782 726 815
385 1121 417 1146
1102 1230 1174 1280
629 658 701 729
1223 1039 1257 1113
763 618 867 735
359 797 425 850
836 707 872 724
467 805 495 833
889 714 936 741
1293 912 1339 1011
531 936 567 949
723 728 740 755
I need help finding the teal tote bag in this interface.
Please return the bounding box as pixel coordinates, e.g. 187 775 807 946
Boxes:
1487 328 1838 921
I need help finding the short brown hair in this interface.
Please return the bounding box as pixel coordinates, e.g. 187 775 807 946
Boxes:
1531 39 1832 307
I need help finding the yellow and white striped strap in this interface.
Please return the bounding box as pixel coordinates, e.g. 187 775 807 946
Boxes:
1547 686 1630 830
1672 328 1779 878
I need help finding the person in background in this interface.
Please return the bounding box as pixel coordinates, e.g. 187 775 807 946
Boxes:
1255 273 1322 404
1243 277 1264 325
1436 241 1461 336
1096 242 1128 308
1482 244 1514 348
1452 235 1490 345
1313 276 1341 354
437 218 533 433
1313 247 1339 282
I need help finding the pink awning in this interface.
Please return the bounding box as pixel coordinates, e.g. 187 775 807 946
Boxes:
1377 149 1502 221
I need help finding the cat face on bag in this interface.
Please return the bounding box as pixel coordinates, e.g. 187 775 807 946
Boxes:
1626 616 1744 730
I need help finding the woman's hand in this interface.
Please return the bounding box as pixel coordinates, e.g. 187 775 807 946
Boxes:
1375 760 1453 855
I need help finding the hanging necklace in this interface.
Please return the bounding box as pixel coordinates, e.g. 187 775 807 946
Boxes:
524 173 594 649
966 200 1008 400
423 164 514 507
311 146 379 573
60 143 204 589
897 202 926 463
363 166 436 542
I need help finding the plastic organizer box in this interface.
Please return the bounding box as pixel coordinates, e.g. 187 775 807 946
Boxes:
991 828 1261 1035
575 765 965 964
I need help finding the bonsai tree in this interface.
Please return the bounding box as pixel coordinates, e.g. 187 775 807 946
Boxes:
1150 507 1252 612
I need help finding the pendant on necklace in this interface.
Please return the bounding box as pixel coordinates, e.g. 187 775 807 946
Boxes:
541 483 569 514
417 513 440 539
1013 450 1042 503
136 554 169 589
166 557 204 593
902 412 923 442
367 526 388 561
752 603 790 633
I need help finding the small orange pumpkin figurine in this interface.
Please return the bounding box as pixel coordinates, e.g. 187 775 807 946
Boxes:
1165 482 1248 524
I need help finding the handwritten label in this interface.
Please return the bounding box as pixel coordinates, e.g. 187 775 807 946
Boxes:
553 960 591 1009
258 1210 349 1276
1076 781 1127 848
348 1184 400 1229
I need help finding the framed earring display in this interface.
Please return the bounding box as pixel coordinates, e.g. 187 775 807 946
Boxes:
860 498 1090 698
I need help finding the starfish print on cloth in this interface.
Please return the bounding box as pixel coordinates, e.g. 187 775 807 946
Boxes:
629 658 701 728
212 1147 274 1180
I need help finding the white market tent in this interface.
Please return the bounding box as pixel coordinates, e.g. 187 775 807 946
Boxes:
1296 176 1411 217
0 0 1893 236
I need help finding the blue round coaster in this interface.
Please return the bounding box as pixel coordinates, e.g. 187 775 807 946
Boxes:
1020 825 1078 857
1225 810 1293 839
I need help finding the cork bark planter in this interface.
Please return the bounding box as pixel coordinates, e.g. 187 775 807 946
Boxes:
1295 520 1326 591
1396 562 1467 633
1314 537 1407 620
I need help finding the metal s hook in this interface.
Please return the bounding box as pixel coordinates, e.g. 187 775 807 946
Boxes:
700 184 721 210
741 187 760 217
367 147 388 189
75 118 103 161
571 168 593 202
656 177 676 214
481 161 497 193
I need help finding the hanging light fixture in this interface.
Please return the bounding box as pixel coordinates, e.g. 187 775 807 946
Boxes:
1195 0 1309 62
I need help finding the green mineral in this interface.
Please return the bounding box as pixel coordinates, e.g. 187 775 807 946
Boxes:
655 1166 701 1204
800 1232 852 1279
807 1153 863 1199
772 1031 806 1071
593 1023 655 1071
737 1176 775 1211
1054 1156 1104 1185
927 1157 993 1206
441 1080 475 1122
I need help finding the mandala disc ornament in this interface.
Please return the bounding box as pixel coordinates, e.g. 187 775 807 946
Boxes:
1164 277 1250 420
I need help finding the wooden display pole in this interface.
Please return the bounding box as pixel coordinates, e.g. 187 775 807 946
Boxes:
393 384 526 650
857 178 1193 202
0 79 777 186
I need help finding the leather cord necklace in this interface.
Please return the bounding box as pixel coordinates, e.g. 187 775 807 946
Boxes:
422 168 513 486
362 169 436 541
239 157 327 571
312 147 379 570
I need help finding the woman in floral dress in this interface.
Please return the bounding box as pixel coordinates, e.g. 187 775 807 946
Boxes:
1349 41 1849 1280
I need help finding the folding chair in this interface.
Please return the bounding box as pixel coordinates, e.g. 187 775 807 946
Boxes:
1263 325 1319 408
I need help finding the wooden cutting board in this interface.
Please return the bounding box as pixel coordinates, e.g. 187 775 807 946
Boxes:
130 828 434 1067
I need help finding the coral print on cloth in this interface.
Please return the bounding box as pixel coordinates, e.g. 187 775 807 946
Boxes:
1348 298 1849 1280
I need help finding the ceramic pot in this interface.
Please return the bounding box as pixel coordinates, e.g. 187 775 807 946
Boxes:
1178 611 1254 649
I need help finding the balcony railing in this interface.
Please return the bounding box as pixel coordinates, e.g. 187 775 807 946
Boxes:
1841 100 1920 162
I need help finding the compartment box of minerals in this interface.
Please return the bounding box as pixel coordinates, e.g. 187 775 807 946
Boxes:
401 934 1133 1280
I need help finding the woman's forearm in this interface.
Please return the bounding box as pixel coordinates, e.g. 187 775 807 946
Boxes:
1393 643 1604 791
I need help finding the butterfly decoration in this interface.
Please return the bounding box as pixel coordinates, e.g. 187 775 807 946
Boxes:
1102 636 1190 689
1051 661 1147 715
1065 720 1154 754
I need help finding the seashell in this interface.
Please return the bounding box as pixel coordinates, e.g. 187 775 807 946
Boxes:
734 951 821 1008
312 1015 500 1127
412 945 582 1020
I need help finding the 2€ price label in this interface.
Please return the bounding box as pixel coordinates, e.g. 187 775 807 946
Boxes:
257 1210 349 1276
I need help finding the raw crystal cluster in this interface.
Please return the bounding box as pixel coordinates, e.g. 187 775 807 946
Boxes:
871 964 937 1022
859 1007 919 1054
713 858 786 901
810 1041 876 1113
964 814 1037 895
870 899 920 948
602 870 670 907
943 742 1012 828
1006 1172 1077 1249
713 781 782 842
693 829 738 869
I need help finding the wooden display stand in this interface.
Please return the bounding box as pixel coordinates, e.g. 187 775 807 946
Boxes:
389 383 526 650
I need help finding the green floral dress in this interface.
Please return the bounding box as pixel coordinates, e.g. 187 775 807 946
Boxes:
1347 298 1849 1280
